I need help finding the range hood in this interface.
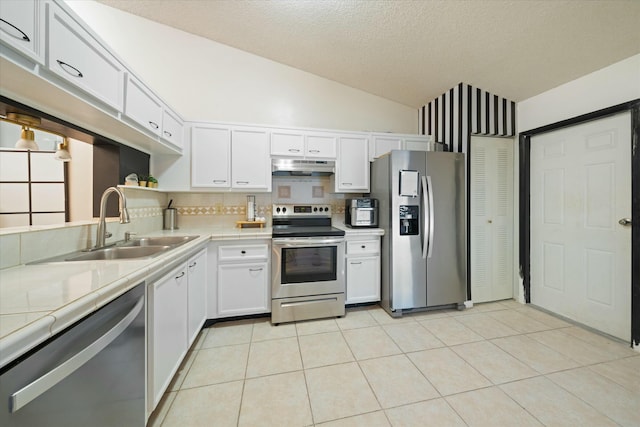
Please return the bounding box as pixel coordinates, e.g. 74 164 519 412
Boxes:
272 158 335 176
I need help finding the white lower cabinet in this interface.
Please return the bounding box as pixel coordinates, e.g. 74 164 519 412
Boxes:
345 236 381 304
148 247 207 413
208 240 270 318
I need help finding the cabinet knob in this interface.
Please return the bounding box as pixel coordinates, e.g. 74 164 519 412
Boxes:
241 250 246 254
361 245 366 249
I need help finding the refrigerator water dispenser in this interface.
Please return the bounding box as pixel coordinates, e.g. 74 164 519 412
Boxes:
399 205 419 235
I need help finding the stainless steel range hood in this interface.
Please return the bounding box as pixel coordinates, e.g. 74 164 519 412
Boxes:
272 158 335 176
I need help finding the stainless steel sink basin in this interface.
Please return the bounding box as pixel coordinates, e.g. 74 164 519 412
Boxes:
122 235 199 247
65 245 172 261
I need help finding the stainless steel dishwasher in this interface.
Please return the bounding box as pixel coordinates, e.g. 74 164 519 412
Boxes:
0 283 146 426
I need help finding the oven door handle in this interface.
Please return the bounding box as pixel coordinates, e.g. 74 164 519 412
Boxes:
273 238 345 246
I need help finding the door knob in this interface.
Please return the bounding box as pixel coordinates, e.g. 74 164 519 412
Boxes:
618 218 632 226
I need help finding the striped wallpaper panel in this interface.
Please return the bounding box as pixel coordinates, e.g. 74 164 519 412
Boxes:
420 83 516 153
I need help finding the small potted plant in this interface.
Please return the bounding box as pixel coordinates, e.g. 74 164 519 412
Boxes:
138 174 148 187
148 175 158 188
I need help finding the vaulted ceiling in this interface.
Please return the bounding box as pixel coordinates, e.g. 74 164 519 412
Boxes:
96 0 640 108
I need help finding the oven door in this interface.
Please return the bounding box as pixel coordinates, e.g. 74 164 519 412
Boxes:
271 237 345 299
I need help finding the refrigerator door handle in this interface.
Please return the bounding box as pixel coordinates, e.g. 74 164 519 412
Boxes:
421 175 429 259
424 175 435 258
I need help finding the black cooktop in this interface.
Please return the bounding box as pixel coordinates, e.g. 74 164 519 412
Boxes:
272 225 345 238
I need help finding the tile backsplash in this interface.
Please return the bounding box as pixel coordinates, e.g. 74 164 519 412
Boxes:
1 179 364 268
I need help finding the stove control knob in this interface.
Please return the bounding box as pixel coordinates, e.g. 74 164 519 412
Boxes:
324 207 329 212
276 207 281 213
282 207 287 213
313 207 318 212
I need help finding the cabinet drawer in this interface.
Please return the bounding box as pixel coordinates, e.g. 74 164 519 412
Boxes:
218 244 269 262
346 240 379 255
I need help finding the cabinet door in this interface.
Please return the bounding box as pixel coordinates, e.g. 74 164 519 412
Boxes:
403 136 431 151
231 128 271 191
371 136 402 161
218 262 269 317
124 75 162 137
0 0 44 63
162 109 184 149
335 136 369 192
346 256 380 304
306 133 337 159
47 2 124 110
191 125 231 188
149 263 188 409
187 249 207 346
271 131 304 157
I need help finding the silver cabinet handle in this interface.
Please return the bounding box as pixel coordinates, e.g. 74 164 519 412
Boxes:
618 218 632 226
308 149 320 153
235 181 249 185
249 267 263 272
9 296 144 413
341 182 353 186
213 180 227 184
288 148 300 153
350 261 362 265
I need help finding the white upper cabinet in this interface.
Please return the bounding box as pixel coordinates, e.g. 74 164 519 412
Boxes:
335 135 369 192
369 133 433 160
0 0 45 64
124 75 163 137
370 135 402 161
47 1 125 111
162 109 184 149
271 130 337 159
232 127 271 191
191 125 231 188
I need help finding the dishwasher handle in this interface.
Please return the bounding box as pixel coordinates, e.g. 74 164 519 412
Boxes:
9 295 144 413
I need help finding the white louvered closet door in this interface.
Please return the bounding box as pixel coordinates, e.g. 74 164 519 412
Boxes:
470 136 514 303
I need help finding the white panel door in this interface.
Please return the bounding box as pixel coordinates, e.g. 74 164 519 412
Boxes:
530 112 631 340
470 137 514 303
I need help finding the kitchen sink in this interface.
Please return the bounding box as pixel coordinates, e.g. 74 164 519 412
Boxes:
122 235 199 247
64 245 172 261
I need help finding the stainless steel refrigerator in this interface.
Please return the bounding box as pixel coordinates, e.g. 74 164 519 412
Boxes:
370 150 466 316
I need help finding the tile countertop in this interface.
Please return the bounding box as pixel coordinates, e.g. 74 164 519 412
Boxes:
0 223 383 369
0 225 272 369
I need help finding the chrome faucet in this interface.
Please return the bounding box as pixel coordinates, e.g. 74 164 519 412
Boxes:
95 187 130 249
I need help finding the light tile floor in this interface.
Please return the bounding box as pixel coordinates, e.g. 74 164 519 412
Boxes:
148 301 639 427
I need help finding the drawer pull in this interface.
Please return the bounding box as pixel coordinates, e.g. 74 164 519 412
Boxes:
0 19 30 42
249 267 263 272
149 121 159 130
308 149 320 153
235 181 249 185
213 180 227 184
241 250 246 254
341 182 352 186
288 149 300 153
163 130 172 138
175 271 185 280
361 245 366 249
56 60 83 78
188 262 197 268
350 261 363 265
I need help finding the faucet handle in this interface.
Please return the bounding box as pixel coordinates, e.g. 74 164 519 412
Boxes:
124 231 137 242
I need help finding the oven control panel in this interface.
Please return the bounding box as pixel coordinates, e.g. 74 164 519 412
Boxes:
273 204 332 217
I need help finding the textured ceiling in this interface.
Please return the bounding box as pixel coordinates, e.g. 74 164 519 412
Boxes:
96 0 640 108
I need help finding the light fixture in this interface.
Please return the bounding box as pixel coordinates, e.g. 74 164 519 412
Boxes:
2 112 71 161
15 126 40 150
54 138 72 162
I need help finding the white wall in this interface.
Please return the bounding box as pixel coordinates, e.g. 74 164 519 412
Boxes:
66 1 417 134
517 54 640 132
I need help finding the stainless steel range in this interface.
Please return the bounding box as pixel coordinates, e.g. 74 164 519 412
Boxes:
271 204 346 324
